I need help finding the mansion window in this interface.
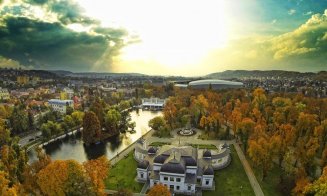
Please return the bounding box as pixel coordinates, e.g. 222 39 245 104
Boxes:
140 173 144 178
188 185 192 190
170 177 174 181
176 186 180 190
170 185 174 190
164 177 168 181
206 180 209 185
176 178 181 182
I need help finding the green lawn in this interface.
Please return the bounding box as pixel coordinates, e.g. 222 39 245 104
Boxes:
149 142 171 147
189 144 218 149
105 151 144 192
203 145 255 196
251 161 284 196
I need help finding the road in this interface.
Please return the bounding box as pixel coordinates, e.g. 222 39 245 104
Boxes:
18 131 41 146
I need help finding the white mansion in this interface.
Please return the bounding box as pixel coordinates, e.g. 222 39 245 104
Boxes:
134 140 231 195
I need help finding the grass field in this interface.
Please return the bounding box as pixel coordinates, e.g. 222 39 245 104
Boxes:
189 144 218 149
105 151 144 192
149 142 171 146
203 145 255 196
251 162 284 196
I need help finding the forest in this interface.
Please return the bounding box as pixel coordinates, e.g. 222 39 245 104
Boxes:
159 87 327 195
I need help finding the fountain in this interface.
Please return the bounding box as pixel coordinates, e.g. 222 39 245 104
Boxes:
177 128 196 136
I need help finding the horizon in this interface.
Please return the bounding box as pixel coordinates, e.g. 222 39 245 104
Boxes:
0 0 326 76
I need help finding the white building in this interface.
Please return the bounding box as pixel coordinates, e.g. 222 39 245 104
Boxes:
134 141 231 195
141 98 166 110
0 88 10 100
48 99 74 113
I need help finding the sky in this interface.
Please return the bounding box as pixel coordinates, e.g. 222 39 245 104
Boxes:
0 0 326 76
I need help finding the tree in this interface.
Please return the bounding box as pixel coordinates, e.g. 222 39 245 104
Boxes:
64 115 75 129
41 121 62 139
28 111 34 130
90 98 105 127
237 118 255 151
304 166 327 195
66 106 74 115
292 168 310 196
230 107 242 137
252 88 267 113
163 99 177 129
83 156 110 195
147 184 171 196
9 107 29 134
23 147 51 194
82 111 101 145
148 116 166 131
37 159 96 196
0 119 11 147
71 111 84 126
104 109 122 135
0 171 19 195
248 136 273 180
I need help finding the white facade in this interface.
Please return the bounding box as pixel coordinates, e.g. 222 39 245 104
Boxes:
135 144 231 195
48 99 74 113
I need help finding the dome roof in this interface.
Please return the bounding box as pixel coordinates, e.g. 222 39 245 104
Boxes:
203 166 214 175
203 150 211 158
184 156 197 166
154 154 168 164
189 79 243 86
160 159 185 174
148 147 157 154
222 143 229 149
137 160 149 169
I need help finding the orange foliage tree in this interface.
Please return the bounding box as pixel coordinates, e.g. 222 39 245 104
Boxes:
147 184 171 196
83 156 110 195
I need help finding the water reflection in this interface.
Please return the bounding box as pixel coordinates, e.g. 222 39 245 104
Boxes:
28 110 161 163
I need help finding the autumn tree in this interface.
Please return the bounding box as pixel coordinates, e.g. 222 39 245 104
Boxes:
0 171 19 195
82 111 101 145
23 147 51 194
292 168 310 196
147 184 171 196
304 166 327 195
252 88 267 113
90 98 105 127
248 136 273 180
237 118 255 151
163 99 177 128
83 156 110 195
230 107 242 137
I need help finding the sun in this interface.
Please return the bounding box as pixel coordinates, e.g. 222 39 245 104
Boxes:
78 0 229 73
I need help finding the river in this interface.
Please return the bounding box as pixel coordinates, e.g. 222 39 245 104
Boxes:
28 110 162 163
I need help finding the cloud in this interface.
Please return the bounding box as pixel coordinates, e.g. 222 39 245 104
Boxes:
0 0 130 71
204 9 327 72
303 11 312 16
288 9 296 15
271 10 327 59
